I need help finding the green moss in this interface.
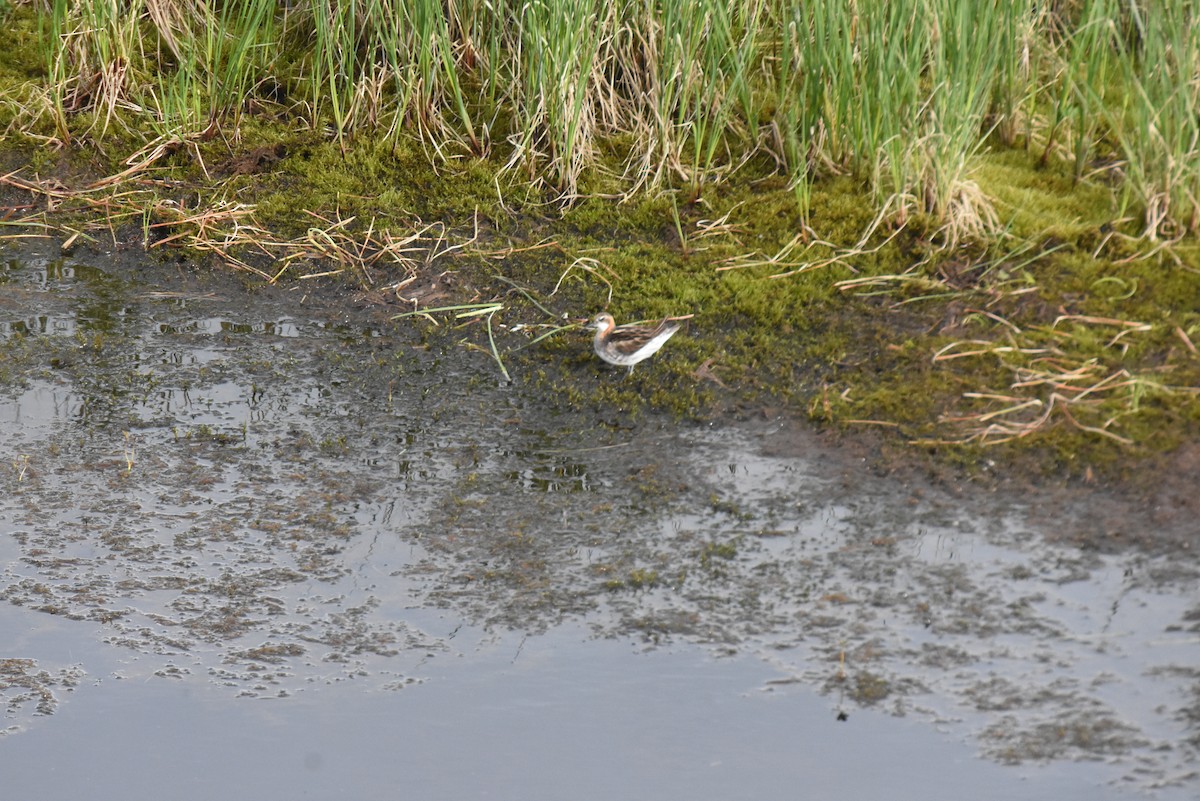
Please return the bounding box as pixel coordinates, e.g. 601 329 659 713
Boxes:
0 7 45 84
976 149 1116 241
235 128 510 237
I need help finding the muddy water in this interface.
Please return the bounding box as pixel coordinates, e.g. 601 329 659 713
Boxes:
1 242 1197 800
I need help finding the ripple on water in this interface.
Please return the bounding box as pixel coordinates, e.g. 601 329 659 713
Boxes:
1 249 1198 799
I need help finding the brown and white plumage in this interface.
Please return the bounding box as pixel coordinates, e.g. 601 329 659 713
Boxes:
585 312 682 374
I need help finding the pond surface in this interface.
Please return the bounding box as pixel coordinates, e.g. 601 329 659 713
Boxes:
1 241 1197 799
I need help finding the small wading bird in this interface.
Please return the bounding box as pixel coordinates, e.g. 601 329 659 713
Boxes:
585 312 688 375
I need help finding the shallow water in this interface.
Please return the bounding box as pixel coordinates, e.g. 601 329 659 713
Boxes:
1 243 1197 799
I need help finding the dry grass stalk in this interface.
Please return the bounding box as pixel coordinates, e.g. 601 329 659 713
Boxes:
927 323 1194 446
2 166 464 286
550 257 617 306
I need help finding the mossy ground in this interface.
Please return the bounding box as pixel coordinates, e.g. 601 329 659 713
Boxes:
1 8 1197 490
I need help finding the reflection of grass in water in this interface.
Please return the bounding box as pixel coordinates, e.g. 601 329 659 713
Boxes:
850 671 891 705
122 430 134 473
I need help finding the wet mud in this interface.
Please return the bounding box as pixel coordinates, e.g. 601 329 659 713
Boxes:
1 239 1198 798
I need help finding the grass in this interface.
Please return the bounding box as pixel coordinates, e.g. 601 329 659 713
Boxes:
0 1 1193 236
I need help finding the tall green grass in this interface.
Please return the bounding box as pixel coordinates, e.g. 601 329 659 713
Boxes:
507 0 603 195
43 0 144 139
155 0 276 137
1108 0 1200 237
769 0 1022 239
1040 0 1111 183
20 0 1200 240
618 0 761 197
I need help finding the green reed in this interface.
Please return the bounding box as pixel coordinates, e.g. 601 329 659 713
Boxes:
41 0 276 139
1108 0 1200 236
394 0 479 149
507 0 603 195
990 3 1040 149
307 0 356 145
302 0 481 151
154 0 276 136
21 0 1200 239
624 0 760 196
918 0 1014 236
43 0 144 139
1039 1 1110 180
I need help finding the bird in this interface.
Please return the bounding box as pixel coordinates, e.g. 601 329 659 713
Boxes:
585 312 683 375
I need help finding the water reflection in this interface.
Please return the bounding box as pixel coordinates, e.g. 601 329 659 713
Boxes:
0 249 1197 799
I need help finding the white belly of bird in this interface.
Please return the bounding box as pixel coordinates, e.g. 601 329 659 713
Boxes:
594 327 677 366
